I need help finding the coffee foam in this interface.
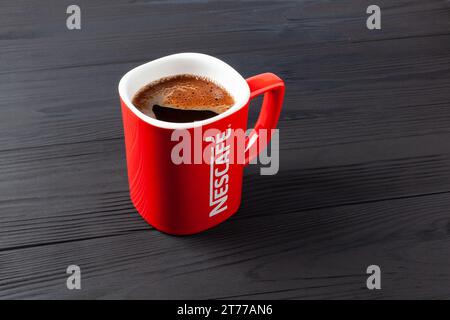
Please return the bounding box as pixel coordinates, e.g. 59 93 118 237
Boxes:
132 74 235 118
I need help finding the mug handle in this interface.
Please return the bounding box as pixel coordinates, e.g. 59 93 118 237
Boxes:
244 73 285 165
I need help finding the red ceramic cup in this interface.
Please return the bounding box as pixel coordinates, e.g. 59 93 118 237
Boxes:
118 53 284 235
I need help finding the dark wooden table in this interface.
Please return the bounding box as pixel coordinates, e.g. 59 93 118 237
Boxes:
1 0 450 299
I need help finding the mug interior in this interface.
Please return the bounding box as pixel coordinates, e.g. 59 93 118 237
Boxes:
118 53 250 129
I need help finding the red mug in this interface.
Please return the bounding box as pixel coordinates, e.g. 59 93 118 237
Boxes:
118 53 284 235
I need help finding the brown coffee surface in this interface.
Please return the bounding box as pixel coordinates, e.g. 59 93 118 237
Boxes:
132 74 235 122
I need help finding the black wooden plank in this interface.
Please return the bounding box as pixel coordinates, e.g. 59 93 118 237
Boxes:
1 1 448 74
0 37 449 155
0 3 449 150
1 191 450 299
1 132 450 250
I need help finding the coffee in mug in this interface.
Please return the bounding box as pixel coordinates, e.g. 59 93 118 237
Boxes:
132 74 235 123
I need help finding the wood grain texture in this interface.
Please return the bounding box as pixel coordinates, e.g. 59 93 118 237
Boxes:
0 0 450 299
2 192 450 299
